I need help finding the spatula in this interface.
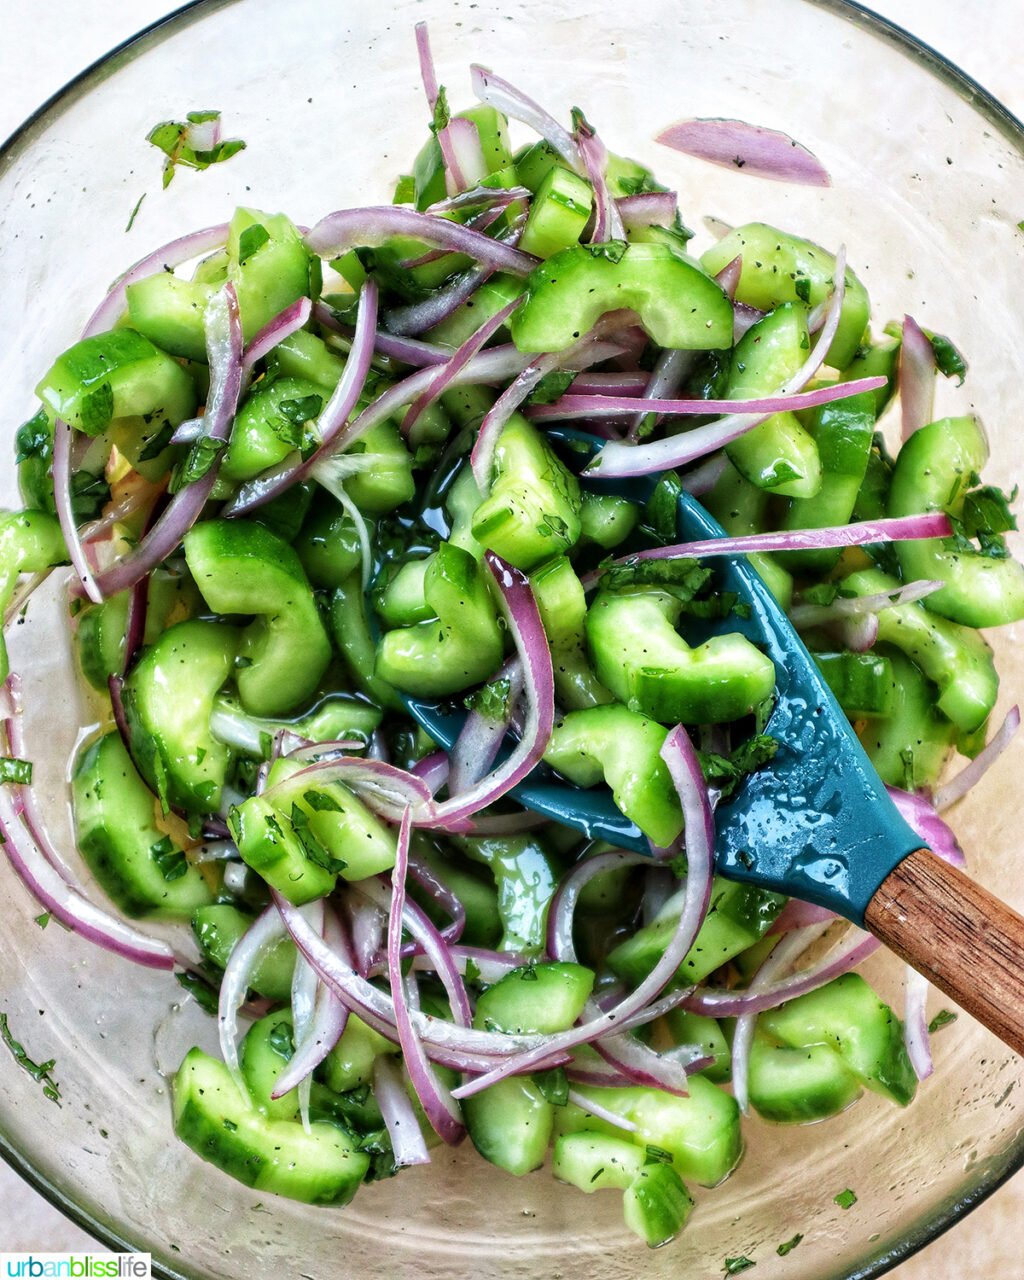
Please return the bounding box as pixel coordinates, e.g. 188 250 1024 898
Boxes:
401 430 1024 1056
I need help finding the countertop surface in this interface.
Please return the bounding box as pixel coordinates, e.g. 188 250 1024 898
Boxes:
0 1 1021 1274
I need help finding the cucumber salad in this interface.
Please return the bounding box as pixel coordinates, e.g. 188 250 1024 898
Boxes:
3 23 1023 1250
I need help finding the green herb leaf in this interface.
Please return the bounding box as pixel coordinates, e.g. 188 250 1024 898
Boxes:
303 789 343 814
928 332 967 385
34 913 50 930
237 223 270 265
175 971 220 1015
464 676 513 723
534 1066 569 1106
723 1258 756 1275
586 239 629 264
431 86 451 135
150 834 189 882
644 1144 673 1166
697 733 779 803
464 957 481 984
794 276 812 303
602 555 712 604
527 370 576 405
0 757 32 786
0 1012 61 1106
268 1020 296 1060
170 436 226 492
146 112 247 187
70 470 112 522
137 421 175 462
928 1009 958 1033
776 1235 803 1257
645 472 683 541
125 192 147 233
393 174 416 205
289 803 347 875
834 1188 858 1210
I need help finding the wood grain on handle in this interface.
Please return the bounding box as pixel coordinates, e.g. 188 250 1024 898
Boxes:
865 847 1024 1057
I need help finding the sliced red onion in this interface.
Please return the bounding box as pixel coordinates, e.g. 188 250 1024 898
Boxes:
347 894 386 978
218 905 290 1096
452 724 713 1099
904 964 934 1081
276 892 564 1069
935 705 1020 812
575 116 625 243
886 787 966 868
289 900 324 1129
410 750 450 797
840 611 879 654
401 297 523 436
656 118 831 187
789 579 945 631
768 898 837 935
591 1031 700 1096
444 116 489 194
80 486 156 546
900 315 936 442
53 420 103 604
224 280 378 516
449 659 524 796
680 452 728 496
313 301 452 367
464 807 550 835
271 907 350 1101
426 185 534 217
316 343 536 461
627 348 697 444
567 1087 639 1133
733 301 765 342
595 512 952 572
715 254 743 299
470 363 549 489
469 64 581 171
730 921 837 1114
424 554 555 832
704 215 734 240
384 261 496 339
276 755 434 824
615 191 679 231
530 376 885 424
374 1053 431 1168
586 246 851 478
242 296 312 370
82 223 229 338
305 207 537 277
569 371 649 396
408 850 467 943
388 809 466 1144
681 925 880 1021
547 849 649 963
92 283 243 600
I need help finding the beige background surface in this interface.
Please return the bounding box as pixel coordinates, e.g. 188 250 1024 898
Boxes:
0 0 1021 1274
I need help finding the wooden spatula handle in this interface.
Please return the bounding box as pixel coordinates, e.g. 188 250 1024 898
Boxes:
865 847 1024 1057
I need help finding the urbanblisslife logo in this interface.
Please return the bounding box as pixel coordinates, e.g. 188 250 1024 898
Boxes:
0 1257 151 1278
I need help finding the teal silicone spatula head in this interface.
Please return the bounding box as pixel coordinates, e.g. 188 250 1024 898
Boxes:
402 429 921 924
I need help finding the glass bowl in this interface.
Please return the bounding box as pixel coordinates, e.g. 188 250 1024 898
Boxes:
1 1 1023 1275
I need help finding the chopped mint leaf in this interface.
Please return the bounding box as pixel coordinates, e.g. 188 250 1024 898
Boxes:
723 1258 756 1275
303 789 343 814
794 276 812 303
125 192 147 233
137 421 175 462
928 332 968 385
644 1144 673 1166
34 913 50 930
464 957 481 984
527 370 576 406
602 555 712 603
928 1009 958 1033
237 223 270 265
393 174 416 205
264 813 285 841
169 436 226 492
268 1020 296 1060
70 470 111 522
15 409 51 465
175 971 219 1015
464 676 513 723
289 803 347 875
534 1067 569 1106
586 239 629 264
0 1012 61 1105
776 1234 803 1257
834 1188 858 1210
698 733 779 802
645 472 683 541
147 112 246 187
0 757 33 786
431 86 451 135
150 834 188 882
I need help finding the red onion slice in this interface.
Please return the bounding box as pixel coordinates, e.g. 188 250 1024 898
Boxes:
290 900 324 1129
575 116 625 243
591 1031 703 1097
586 246 851 478
424 554 554 831
569 371 649 396
313 301 452 367
567 1087 639 1133
656 118 831 187
886 787 966 868
401 297 523 436
903 964 934 1081
547 849 649 963
899 315 936 441
408 946 529 984
387 809 466 1144
52 419 103 603
449 658 524 796
934 705 1020 813
92 283 243 600
374 1053 431 1167
384 261 495 339
305 207 537 277
529 375 886 425
768 898 837 935
789 579 944 631
451 724 713 1099
469 64 581 172
615 191 679 231
82 223 229 338
218 905 290 1096
243 296 313 370
730 921 837 1114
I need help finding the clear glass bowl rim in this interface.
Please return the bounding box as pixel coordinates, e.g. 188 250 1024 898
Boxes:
2 1 1023 1275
